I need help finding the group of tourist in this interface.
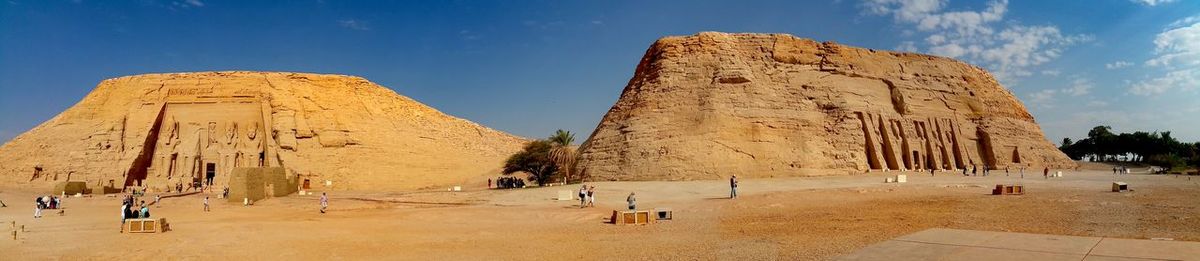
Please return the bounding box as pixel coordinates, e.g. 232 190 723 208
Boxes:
175 180 206 193
33 195 63 218
959 163 992 177
1114 166 1132 175
577 185 596 208
120 195 151 227
491 177 525 189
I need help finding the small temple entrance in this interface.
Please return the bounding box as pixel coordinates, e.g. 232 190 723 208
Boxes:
205 163 216 186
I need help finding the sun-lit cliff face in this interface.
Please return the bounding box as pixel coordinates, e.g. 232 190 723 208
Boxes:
579 32 1075 181
0 71 526 190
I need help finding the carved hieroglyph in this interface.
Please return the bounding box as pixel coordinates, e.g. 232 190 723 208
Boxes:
0 72 526 190
578 32 1076 181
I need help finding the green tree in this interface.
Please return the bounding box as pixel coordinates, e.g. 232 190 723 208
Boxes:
502 140 559 186
547 129 579 184
1087 126 1116 161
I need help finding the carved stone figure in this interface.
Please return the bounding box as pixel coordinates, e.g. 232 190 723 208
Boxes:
206 122 218 149
226 122 239 146
164 116 179 146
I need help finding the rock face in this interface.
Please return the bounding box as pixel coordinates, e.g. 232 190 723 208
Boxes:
0 72 525 190
578 32 1075 181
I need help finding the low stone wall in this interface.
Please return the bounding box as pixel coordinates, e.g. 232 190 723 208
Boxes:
228 167 297 203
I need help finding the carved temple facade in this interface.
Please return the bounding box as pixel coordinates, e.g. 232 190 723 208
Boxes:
123 88 279 188
857 111 1024 172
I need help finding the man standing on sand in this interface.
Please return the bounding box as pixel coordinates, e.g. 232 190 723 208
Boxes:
626 192 636 210
120 202 128 232
578 185 588 208
1043 167 1049 179
203 196 210 212
487 178 492 189
730 175 738 199
320 192 329 213
586 186 595 207
33 197 43 218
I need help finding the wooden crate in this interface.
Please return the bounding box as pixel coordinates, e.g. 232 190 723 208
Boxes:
993 185 1025 195
123 218 168 233
612 210 655 225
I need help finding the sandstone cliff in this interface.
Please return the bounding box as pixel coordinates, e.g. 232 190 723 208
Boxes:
578 32 1075 181
0 72 526 190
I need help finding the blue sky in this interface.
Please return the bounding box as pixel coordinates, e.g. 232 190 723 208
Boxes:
1 0 1197 145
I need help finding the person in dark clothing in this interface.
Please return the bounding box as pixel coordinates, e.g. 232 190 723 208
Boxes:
729 175 738 199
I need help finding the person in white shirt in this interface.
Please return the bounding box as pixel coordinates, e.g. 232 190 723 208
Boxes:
586 186 596 207
320 193 329 213
626 192 636 210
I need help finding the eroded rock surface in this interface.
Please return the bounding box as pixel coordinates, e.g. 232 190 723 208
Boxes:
578 32 1075 181
0 72 525 190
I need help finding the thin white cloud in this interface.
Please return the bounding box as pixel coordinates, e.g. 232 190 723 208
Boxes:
338 19 371 31
459 29 482 41
1086 100 1109 108
1131 0 1177 6
896 41 919 52
1062 78 1093 96
185 0 203 7
1028 89 1057 109
1040 70 1060 76
1105 61 1133 69
863 0 1090 85
1168 15 1200 28
1131 18 1200 95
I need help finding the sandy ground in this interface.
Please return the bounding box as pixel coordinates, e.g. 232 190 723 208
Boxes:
2 166 1198 260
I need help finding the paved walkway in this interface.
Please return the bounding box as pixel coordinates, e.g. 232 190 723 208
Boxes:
839 228 1200 260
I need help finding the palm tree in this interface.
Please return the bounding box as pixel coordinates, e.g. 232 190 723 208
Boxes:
547 129 578 184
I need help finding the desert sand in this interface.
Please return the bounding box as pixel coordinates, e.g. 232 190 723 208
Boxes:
2 163 1197 260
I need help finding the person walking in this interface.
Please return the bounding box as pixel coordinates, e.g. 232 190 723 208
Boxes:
119 203 128 232
203 196 210 212
319 192 329 213
578 185 588 208
1043 167 1049 179
626 192 636 210
586 186 595 208
487 178 492 189
730 175 739 199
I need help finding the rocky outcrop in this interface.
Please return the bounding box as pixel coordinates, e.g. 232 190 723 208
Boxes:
578 32 1075 181
0 72 526 190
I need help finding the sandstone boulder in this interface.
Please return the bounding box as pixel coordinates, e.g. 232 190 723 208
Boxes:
578 32 1075 181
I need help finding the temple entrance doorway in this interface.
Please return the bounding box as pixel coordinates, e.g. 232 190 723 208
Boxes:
205 163 216 186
